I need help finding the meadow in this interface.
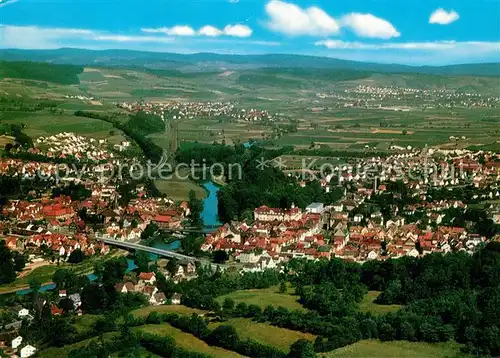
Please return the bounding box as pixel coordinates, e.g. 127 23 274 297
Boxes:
130 304 206 318
1 63 499 153
208 317 316 352
154 178 206 201
357 291 403 315
136 324 242 357
323 339 467 358
216 284 306 311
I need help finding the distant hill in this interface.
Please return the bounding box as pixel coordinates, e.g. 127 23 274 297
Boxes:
1 48 499 76
0 60 83 85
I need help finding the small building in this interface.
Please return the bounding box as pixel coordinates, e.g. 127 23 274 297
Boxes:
20 344 37 358
13 307 29 319
138 272 156 285
171 293 182 305
69 293 82 309
353 214 364 223
306 203 324 214
11 336 22 349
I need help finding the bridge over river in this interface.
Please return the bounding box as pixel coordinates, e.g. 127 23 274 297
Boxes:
96 236 225 270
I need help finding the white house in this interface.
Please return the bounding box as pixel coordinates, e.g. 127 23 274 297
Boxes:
69 293 82 309
237 251 262 264
306 202 324 214
407 248 420 257
12 336 23 349
367 250 378 260
20 344 37 358
171 293 182 305
16 308 29 319
353 214 364 223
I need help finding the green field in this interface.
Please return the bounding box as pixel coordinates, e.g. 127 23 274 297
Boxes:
72 314 104 334
154 178 206 201
131 304 206 318
216 284 306 311
38 332 118 358
358 291 403 315
137 324 242 357
0 110 116 138
1 61 499 151
209 317 315 352
323 339 467 358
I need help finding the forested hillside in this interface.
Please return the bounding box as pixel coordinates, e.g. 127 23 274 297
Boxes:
0 61 83 85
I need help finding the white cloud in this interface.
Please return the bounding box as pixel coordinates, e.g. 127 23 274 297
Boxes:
141 25 196 36
264 1 399 39
264 0 340 36
198 25 223 37
341 13 400 39
142 24 252 37
315 39 500 52
223 24 252 37
93 35 175 43
0 25 96 49
429 8 459 25
0 24 271 51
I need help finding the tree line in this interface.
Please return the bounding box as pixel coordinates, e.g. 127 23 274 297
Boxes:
172 243 500 356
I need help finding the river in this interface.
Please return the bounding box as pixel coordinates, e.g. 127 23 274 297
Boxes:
16 181 220 295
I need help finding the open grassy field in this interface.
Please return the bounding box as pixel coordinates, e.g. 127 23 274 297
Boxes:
216 284 306 311
323 339 467 358
1 61 499 152
38 332 118 358
209 317 316 352
154 178 206 201
358 291 403 315
0 109 116 138
137 324 242 357
72 314 103 334
131 304 206 318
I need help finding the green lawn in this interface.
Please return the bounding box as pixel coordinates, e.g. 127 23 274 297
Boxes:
216 284 306 311
0 111 115 138
137 324 242 357
154 179 206 201
358 291 403 315
38 332 117 358
323 340 467 358
209 317 315 352
131 304 206 318
72 314 103 334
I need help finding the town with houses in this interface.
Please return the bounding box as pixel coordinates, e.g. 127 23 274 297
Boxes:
0 125 499 357
317 85 500 109
118 100 283 122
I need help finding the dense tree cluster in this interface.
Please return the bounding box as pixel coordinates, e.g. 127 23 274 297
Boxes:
125 111 165 135
188 189 203 228
175 142 344 222
0 61 83 85
173 243 500 356
52 183 91 201
0 240 25 284
130 311 287 358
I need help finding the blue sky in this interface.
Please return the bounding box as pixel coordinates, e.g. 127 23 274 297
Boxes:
1 0 499 64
